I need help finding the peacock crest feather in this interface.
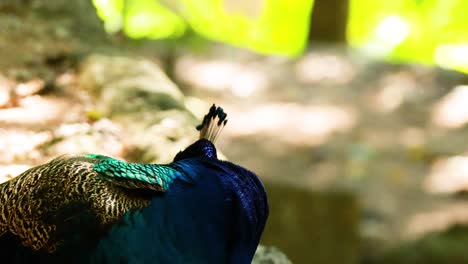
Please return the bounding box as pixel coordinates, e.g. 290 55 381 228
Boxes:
197 104 228 143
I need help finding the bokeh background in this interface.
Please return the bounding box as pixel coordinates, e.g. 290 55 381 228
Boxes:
1 0 468 263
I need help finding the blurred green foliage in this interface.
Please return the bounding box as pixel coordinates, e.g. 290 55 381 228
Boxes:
92 0 314 56
93 0 186 38
348 0 468 73
92 0 468 72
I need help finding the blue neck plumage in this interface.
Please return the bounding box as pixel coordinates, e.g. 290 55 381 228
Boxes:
173 138 218 161
93 139 268 264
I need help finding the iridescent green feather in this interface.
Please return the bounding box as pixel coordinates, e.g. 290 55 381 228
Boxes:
85 154 190 191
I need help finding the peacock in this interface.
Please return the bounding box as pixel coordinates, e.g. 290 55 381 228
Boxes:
0 104 269 264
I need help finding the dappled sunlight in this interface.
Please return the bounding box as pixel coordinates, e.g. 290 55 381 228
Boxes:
223 0 264 19
349 0 468 74
0 129 52 164
351 13 411 57
364 15 410 56
92 0 123 33
176 57 239 91
432 85 468 128
0 82 11 107
15 79 45 97
371 71 418 113
55 123 93 137
434 44 468 72
406 202 468 239
48 119 125 159
224 102 357 145
376 15 410 48
175 56 269 97
0 92 87 163
424 155 468 194
295 53 356 84
181 0 313 55
399 127 425 147
56 71 78 87
93 0 313 55
93 0 186 38
0 164 31 183
372 82 406 113
0 96 81 125
123 0 186 39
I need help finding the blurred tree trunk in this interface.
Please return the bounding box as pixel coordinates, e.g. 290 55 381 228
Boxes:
308 0 349 43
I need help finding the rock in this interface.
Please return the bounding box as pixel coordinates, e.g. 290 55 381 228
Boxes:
253 245 292 264
45 119 125 158
79 55 185 117
120 110 198 163
78 54 199 163
0 0 106 70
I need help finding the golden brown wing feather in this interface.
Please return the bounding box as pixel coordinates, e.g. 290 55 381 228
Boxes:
0 155 151 252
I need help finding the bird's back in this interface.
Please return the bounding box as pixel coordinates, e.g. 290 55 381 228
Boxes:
93 158 268 264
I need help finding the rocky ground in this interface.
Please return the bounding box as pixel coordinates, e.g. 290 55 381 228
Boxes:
1 1 468 263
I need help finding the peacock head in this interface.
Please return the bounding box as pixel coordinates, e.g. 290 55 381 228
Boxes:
174 104 269 262
173 104 227 161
